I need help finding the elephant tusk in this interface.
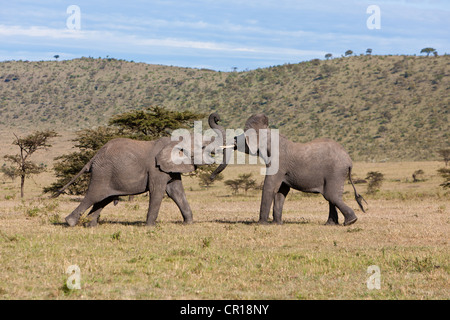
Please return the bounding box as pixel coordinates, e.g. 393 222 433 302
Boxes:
220 145 234 149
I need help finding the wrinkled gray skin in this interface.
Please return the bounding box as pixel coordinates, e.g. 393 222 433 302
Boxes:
210 113 366 226
55 114 220 227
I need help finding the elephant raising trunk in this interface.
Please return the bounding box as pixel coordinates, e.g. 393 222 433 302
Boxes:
208 112 367 226
208 113 230 180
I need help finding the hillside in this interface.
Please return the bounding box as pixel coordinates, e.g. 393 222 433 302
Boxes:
0 55 448 161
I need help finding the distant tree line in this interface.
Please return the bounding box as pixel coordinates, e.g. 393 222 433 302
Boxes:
325 47 438 60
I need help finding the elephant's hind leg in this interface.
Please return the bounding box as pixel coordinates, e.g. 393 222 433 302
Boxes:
336 200 358 226
65 197 95 227
86 197 115 227
325 202 339 225
273 183 290 224
323 179 357 226
325 197 357 226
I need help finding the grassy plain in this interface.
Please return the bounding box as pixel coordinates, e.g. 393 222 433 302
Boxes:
0 156 448 299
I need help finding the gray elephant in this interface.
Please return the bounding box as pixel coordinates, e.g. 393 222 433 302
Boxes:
209 113 366 226
54 114 221 227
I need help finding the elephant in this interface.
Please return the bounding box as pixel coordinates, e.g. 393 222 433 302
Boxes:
54 113 222 227
209 113 366 226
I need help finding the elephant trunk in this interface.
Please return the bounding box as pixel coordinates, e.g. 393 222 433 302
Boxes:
208 113 230 180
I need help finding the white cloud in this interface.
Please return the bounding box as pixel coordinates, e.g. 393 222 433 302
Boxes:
0 23 325 58
0 25 85 39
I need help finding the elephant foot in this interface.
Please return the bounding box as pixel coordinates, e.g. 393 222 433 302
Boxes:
183 219 193 225
86 219 99 227
272 220 283 225
343 216 358 226
325 219 339 226
65 215 78 227
258 219 270 225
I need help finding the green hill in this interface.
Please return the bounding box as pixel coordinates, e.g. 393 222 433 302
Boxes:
0 55 448 161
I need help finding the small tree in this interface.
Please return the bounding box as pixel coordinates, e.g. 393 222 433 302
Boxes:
224 173 257 195
438 148 450 166
224 179 241 195
437 168 450 189
239 173 257 195
366 48 373 55
3 130 58 198
345 50 353 57
420 47 436 57
366 171 384 194
54 55 60 60
412 169 424 182
194 164 223 189
325 53 333 60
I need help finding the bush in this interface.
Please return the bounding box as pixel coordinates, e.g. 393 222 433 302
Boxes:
366 171 384 194
194 164 223 189
224 173 257 195
437 168 450 189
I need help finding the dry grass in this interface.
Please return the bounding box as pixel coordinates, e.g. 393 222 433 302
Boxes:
0 157 448 299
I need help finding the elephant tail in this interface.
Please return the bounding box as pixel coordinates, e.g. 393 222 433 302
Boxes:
348 167 368 213
50 158 94 198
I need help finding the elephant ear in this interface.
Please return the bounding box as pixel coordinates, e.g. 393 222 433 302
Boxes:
156 141 196 173
244 114 271 157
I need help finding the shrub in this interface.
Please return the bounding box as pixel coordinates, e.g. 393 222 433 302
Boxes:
224 173 257 195
412 169 425 182
437 168 450 189
366 171 384 194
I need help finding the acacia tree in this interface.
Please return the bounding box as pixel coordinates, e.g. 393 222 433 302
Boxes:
194 164 224 189
438 148 450 166
108 106 205 139
3 130 58 198
224 173 257 195
420 47 436 57
437 168 450 189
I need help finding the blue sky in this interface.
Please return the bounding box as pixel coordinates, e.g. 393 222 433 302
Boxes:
0 0 449 70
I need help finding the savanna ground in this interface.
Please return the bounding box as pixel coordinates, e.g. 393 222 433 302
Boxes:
0 140 448 300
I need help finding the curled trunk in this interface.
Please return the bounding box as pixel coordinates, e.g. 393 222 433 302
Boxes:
208 113 229 180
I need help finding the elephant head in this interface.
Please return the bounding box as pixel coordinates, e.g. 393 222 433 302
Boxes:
209 113 279 180
242 113 273 159
155 139 197 173
156 113 225 174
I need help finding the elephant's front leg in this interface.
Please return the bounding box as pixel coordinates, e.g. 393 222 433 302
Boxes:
146 188 165 226
259 174 284 224
165 177 193 224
